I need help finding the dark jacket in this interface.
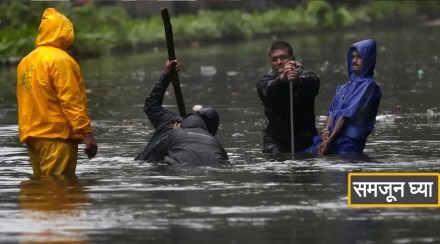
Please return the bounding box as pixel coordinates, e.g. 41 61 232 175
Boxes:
134 74 229 165
256 62 320 152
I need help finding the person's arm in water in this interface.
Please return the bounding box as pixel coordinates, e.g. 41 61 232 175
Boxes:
144 60 181 129
317 116 347 156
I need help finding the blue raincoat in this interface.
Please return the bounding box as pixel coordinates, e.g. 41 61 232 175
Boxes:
308 39 382 155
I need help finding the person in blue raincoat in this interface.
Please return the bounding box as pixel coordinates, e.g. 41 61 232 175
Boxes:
307 39 381 156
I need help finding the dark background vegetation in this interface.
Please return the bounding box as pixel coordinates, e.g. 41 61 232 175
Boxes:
1 0 439 64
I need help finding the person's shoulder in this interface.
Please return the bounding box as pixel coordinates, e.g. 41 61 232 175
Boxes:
361 78 378 87
334 80 351 92
257 70 276 84
353 79 381 93
301 70 319 79
371 79 382 95
340 80 352 87
371 79 380 87
39 47 74 62
359 79 382 99
261 70 275 77
297 65 319 80
155 119 180 133
17 50 34 66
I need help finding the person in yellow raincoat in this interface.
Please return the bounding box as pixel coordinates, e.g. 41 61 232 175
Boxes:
16 8 98 177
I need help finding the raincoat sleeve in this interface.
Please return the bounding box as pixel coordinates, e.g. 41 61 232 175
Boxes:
52 57 92 134
256 73 287 108
328 85 343 117
134 129 170 161
149 136 169 163
340 81 379 119
294 71 320 98
144 74 181 129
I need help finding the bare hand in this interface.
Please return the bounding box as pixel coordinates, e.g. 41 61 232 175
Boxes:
317 136 332 157
173 122 181 129
320 130 330 142
284 60 297 70
83 132 98 159
280 60 298 81
164 60 180 76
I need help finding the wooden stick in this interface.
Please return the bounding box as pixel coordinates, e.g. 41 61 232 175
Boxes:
161 8 186 117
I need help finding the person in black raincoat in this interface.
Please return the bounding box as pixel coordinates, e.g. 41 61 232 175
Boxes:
256 41 320 154
134 60 229 166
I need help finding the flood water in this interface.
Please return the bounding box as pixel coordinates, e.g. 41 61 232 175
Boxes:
1 26 440 243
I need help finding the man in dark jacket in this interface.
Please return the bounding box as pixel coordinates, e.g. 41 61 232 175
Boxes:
256 41 320 154
134 60 229 166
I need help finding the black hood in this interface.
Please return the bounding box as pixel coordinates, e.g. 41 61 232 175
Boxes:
181 114 207 129
196 108 219 136
180 108 219 136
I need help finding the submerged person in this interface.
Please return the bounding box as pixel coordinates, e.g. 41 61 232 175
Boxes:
16 8 98 177
256 41 320 154
134 60 229 165
307 39 382 156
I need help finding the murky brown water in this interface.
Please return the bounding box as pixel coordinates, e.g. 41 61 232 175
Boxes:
1 26 440 243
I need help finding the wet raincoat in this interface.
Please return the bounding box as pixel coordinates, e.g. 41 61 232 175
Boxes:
256 62 320 153
16 8 92 143
308 39 382 155
134 74 229 166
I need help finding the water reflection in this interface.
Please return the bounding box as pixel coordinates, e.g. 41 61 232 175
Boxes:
18 175 89 243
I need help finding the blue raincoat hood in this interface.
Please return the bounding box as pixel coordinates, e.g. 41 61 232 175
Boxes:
347 39 376 81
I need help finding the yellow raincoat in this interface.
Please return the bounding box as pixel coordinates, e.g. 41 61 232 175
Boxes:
16 8 92 143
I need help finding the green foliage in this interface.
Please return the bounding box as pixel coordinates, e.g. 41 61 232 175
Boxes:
0 0 438 63
304 1 333 28
214 10 254 40
173 12 222 41
0 0 34 29
125 16 164 47
67 3 131 55
173 10 255 41
0 27 35 63
365 1 417 23
333 7 355 27
251 8 306 34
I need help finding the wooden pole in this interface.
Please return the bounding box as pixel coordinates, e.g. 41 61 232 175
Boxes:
161 8 186 117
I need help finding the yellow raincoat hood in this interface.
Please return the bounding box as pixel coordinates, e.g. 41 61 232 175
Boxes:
16 8 92 143
37 8 74 50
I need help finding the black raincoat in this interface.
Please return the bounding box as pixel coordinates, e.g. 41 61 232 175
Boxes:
134 74 229 165
256 62 320 153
